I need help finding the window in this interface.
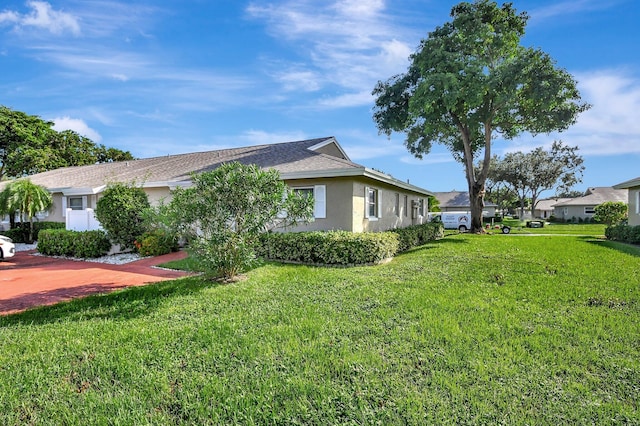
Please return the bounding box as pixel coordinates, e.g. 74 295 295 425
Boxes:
394 193 400 216
68 197 84 210
404 195 408 217
365 187 381 219
584 206 595 215
636 191 640 214
293 185 326 219
419 199 426 216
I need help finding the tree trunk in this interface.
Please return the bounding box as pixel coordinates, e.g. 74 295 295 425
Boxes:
469 181 485 233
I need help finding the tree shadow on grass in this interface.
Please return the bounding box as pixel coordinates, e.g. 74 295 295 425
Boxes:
0 276 214 327
583 238 640 258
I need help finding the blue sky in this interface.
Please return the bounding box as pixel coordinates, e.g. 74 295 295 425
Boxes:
1 0 638 195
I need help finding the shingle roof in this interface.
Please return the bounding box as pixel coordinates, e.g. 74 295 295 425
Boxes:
553 187 628 206
613 177 640 189
1 137 432 196
434 191 497 208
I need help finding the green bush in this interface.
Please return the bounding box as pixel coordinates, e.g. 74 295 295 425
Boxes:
95 182 150 250
391 222 444 252
38 229 111 258
258 231 399 266
135 229 177 257
2 221 65 243
605 224 640 244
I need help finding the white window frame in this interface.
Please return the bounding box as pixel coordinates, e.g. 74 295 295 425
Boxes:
365 187 381 220
636 191 640 215
63 196 87 217
293 185 326 219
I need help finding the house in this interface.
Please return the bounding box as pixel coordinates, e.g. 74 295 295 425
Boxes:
552 187 628 222
533 198 572 220
433 191 498 217
0 137 433 233
613 177 640 226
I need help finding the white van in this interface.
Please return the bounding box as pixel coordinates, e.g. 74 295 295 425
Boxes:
429 212 471 232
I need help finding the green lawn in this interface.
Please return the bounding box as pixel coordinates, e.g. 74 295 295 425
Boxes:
1 234 638 424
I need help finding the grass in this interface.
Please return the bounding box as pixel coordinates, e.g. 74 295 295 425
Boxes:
1 234 638 424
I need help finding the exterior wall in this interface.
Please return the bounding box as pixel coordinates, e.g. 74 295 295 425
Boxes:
285 178 354 232
352 178 427 232
554 205 596 222
628 187 640 226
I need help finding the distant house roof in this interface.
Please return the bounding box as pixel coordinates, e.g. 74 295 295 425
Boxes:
434 191 497 208
535 198 572 211
613 177 640 189
1 137 432 197
553 187 628 206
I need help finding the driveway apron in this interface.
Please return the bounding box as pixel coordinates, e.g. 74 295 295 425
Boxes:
0 250 192 315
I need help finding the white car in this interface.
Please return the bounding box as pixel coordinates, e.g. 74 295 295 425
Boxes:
0 235 15 260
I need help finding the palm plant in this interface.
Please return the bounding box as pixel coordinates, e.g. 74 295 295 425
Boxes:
1 179 52 242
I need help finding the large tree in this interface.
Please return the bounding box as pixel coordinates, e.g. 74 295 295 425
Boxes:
494 140 584 219
372 0 589 232
0 106 134 179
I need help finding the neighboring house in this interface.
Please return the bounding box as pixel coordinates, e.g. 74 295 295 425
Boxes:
613 177 640 226
533 198 572 219
433 191 498 217
552 187 628 222
0 137 433 233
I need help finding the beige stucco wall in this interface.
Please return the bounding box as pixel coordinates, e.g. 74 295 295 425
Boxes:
554 205 596 222
285 178 354 232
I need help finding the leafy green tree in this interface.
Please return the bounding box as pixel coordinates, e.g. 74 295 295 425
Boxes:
95 182 151 250
169 162 313 280
0 179 53 243
372 0 589 232
0 106 134 179
594 201 628 226
493 141 584 219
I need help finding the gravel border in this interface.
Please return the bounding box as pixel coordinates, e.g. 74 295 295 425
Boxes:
15 242 148 265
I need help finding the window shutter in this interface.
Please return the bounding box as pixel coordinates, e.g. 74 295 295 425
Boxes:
314 185 326 219
62 197 67 217
364 187 370 218
637 192 640 214
377 190 382 218
82 196 88 210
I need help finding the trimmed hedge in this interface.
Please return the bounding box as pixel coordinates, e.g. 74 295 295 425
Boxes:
258 230 399 266
38 229 112 258
258 223 444 266
391 222 444 252
2 222 65 243
605 224 640 244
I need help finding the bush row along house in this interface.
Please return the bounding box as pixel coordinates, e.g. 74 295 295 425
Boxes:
0 137 433 233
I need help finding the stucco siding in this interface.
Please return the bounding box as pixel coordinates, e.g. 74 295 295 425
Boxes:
285 178 354 232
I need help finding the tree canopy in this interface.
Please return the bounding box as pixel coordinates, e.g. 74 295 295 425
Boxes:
372 0 589 232
0 106 133 180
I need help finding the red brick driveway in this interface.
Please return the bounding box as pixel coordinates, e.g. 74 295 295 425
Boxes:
0 250 192 315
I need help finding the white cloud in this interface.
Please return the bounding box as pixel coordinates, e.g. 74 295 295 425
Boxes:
1 1 80 35
239 130 309 145
247 0 416 108
529 0 623 21
52 116 102 142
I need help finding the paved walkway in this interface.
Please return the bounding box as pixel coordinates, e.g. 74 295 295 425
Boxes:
0 250 192 315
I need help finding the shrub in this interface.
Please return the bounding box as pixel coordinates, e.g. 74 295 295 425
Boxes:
392 222 444 252
258 231 399 266
594 201 628 226
605 224 640 244
95 182 150 250
2 221 64 243
135 229 177 257
38 229 111 258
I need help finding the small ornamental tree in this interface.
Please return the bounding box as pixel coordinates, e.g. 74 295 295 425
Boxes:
95 182 151 250
0 179 52 243
594 201 628 226
169 162 313 280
